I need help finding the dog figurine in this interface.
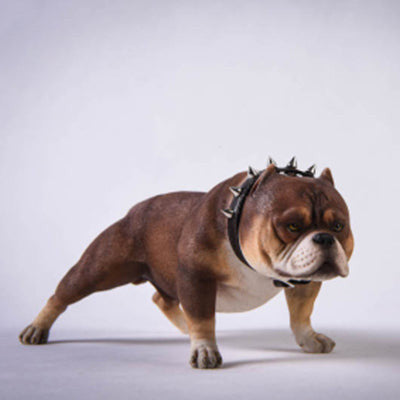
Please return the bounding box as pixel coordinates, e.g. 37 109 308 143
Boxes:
19 158 354 369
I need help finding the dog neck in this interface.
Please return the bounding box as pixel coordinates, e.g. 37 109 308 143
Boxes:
222 165 311 289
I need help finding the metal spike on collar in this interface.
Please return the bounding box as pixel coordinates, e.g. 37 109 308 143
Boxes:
287 156 297 168
307 164 316 176
221 208 235 218
247 166 259 177
229 186 242 197
275 156 316 178
268 156 277 166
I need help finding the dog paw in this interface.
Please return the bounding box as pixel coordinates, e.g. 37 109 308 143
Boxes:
190 342 223 369
298 332 336 353
19 324 49 345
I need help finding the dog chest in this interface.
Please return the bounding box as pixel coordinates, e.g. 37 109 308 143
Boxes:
215 244 282 313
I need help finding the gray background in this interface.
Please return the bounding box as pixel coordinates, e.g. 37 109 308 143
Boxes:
1 1 399 399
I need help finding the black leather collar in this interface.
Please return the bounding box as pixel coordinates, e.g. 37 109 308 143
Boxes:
226 172 260 270
223 164 311 289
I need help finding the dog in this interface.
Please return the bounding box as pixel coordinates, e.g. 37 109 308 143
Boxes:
19 158 354 369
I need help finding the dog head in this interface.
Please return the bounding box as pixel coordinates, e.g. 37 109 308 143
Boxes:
239 164 354 282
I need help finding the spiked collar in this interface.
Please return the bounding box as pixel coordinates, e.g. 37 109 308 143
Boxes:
221 157 314 289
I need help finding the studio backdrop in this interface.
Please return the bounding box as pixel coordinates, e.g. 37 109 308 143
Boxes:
1 0 399 334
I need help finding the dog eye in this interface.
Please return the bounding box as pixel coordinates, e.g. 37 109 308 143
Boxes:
287 223 301 232
332 222 344 232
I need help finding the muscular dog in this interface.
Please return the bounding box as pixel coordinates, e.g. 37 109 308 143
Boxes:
19 158 354 369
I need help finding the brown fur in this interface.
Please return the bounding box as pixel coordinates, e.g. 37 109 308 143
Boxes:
19 165 353 368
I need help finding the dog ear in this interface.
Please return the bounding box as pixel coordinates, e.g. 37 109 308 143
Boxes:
250 163 277 194
319 168 334 186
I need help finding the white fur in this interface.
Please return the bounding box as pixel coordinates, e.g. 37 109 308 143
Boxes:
275 232 349 279
216 241 282 313
215 232 349 313
190 338 218 351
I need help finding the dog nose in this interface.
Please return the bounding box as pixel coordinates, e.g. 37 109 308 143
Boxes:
312 233 335 247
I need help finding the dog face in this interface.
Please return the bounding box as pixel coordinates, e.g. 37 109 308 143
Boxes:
240 165 354 282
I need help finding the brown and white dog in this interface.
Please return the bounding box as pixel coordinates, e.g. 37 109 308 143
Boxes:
19 158 354 369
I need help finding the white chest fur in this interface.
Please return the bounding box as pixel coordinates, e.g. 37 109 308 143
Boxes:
215 242 282 313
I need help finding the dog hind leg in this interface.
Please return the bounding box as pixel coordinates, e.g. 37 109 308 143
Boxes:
19 219 146 345
19 294 66 344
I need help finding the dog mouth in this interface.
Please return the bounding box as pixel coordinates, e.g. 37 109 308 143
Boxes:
317 261 336 275
272 258 345 284
305 259 347 281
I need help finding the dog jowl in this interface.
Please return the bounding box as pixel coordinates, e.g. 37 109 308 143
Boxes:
19 158 354 369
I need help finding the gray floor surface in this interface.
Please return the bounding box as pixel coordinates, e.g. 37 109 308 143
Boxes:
1 328 399 400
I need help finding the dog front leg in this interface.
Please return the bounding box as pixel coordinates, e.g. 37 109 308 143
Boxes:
285 282 336 353
177 266 222 369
